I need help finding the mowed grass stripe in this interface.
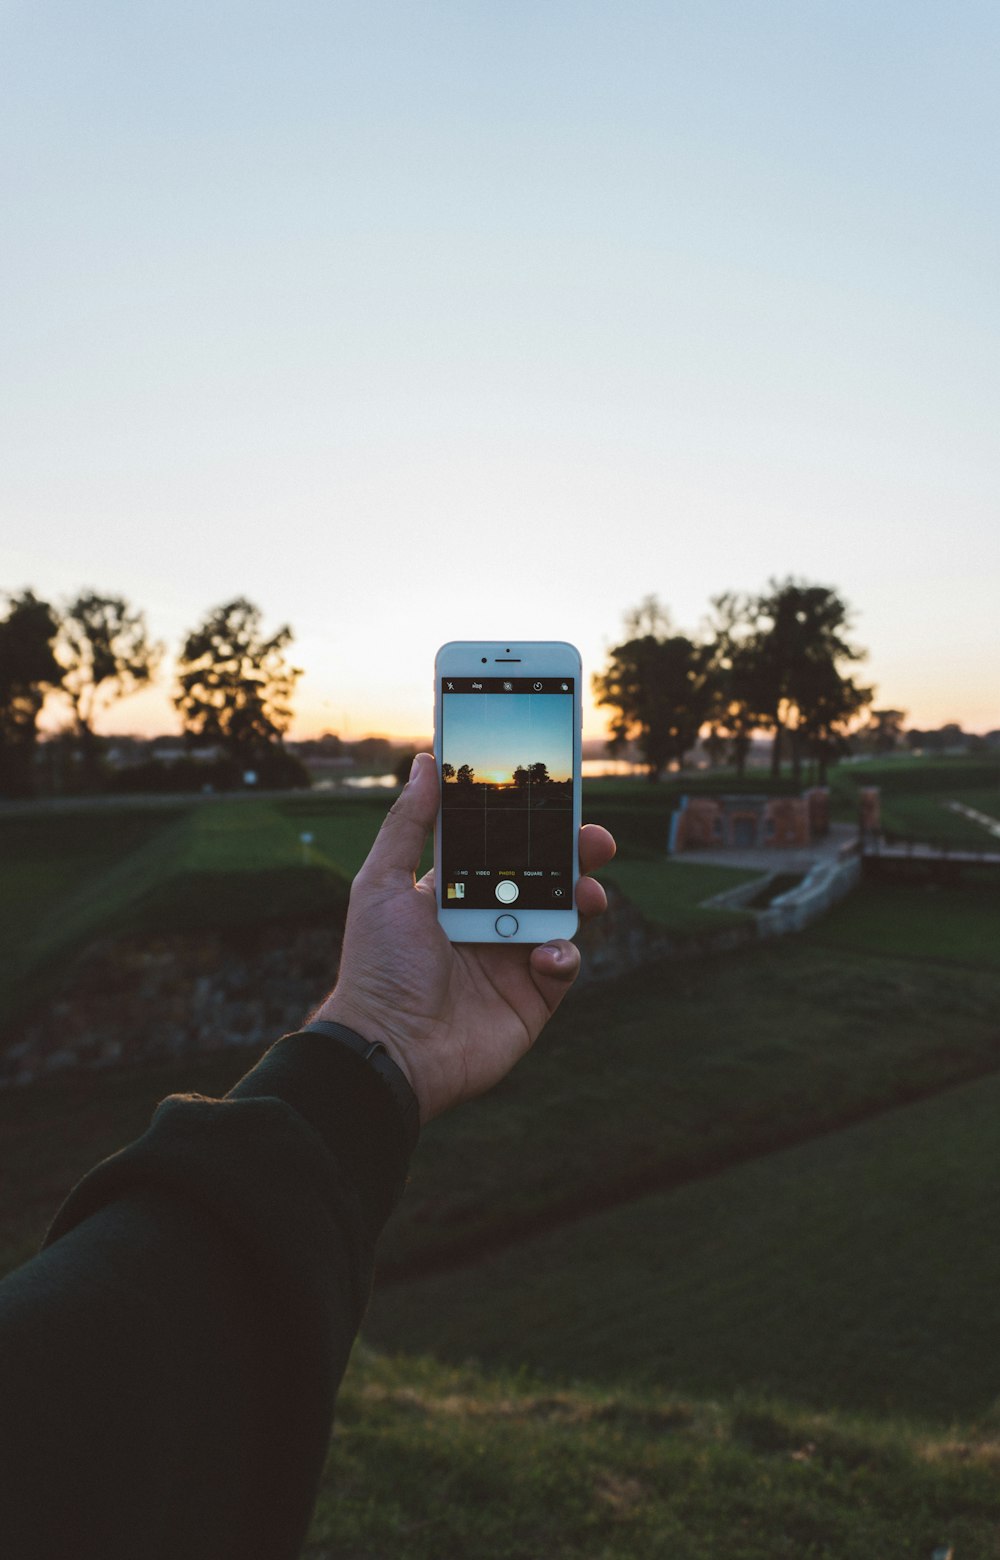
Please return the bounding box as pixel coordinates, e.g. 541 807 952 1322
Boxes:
376 933 1000 1274
366 1065 1000 1423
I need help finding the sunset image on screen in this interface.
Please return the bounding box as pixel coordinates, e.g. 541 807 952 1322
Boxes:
441 692 573 794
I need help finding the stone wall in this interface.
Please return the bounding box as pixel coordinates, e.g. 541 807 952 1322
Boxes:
2 921 339 1088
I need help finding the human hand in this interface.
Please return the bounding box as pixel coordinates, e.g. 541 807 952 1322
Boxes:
313 752 616 1124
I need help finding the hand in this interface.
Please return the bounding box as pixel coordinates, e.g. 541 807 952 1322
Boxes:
313 752 616 1124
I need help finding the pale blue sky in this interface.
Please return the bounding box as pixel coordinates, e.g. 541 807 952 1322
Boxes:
443 693 574 783
3 1 998 737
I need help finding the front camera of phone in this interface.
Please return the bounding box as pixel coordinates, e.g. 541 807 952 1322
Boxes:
481 657 487 663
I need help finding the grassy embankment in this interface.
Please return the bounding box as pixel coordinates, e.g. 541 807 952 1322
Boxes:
0 779 755 1034
0 795 394 1035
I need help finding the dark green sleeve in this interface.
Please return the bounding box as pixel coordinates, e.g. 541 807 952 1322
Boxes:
0 1030 415 1560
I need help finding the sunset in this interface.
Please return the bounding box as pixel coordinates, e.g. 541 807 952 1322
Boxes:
3 5 1000 1555
441 691 574 787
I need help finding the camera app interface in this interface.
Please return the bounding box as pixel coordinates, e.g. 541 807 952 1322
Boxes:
440 677 575 912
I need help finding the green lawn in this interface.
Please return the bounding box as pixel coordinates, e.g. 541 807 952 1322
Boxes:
602 857 760 933
0 806 184 949
810 875 1000 970
878 789 1000 848
0 806 187 1031
274 795 433 879
831 758 1000 795
5 929 1000 1284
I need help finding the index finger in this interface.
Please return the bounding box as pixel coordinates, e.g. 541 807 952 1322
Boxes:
360 751 438 886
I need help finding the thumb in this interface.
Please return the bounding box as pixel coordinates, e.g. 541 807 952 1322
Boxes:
361 752 438 884
528 940 581 1012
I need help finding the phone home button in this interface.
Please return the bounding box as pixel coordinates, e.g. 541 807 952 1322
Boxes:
495 914 518 938
495 879 519 904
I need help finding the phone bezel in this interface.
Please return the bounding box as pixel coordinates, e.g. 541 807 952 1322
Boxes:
434 641 582 944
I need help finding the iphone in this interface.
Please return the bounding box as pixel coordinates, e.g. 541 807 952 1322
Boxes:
434 641 582 943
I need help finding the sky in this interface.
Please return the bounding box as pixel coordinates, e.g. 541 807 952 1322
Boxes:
442 692 574 784
3 1 998 742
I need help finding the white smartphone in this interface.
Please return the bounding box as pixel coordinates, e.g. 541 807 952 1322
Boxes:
434 641 582 943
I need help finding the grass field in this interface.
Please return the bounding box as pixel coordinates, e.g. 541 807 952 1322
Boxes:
877 789 1000 848
366 1065 1000 1421
307 1347 1000 1560
4 764 1000 1554
0 795 397 1035
0 782 739 1035
372 937 1000 1275
829 759 1000 840
599 857 759 932
810 875 1000 970
6 937 999 1284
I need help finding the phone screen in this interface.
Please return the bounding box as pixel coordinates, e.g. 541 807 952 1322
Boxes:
439 676 576 912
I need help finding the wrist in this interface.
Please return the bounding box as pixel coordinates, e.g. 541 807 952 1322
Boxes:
296 1017 421 1154
312 993 422 1115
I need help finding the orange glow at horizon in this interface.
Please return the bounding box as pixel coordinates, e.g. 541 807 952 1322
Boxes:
40 671 996 746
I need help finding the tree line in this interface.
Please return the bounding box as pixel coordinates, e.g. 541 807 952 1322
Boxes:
441 762 556 787
2 575 983 800
594 578 874 784
0 591 300 797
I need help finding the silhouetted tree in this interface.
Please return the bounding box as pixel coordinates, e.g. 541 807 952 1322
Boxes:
0 590 63 796
455 763 474 785
752 579 870 784
175 598 300 764
702 592 769 777
60 591 160 787
795 656 873 783
441 762 455 781
594 600 713 781
528 761 551 786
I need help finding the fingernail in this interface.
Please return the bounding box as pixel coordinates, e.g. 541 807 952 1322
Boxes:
408 753 423 783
